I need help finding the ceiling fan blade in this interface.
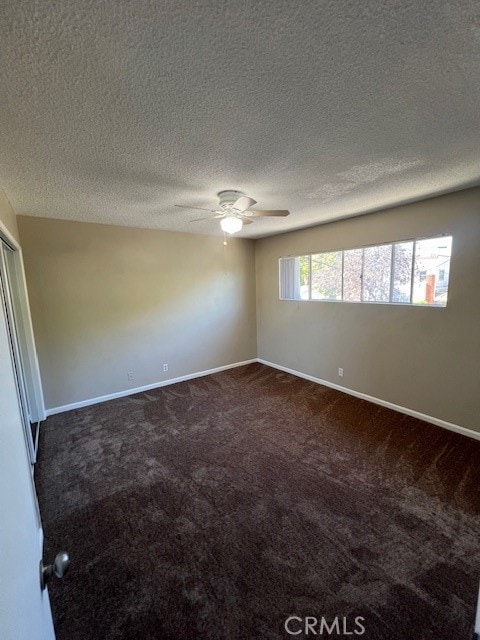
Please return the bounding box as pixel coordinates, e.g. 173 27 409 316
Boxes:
233 196 257 212
175 204 214 212
239 216 254 225
190 216 214 222
248 209 290 217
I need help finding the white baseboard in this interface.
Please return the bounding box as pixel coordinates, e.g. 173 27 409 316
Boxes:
44 356 480 442
45 359 257 417
257 358 480 442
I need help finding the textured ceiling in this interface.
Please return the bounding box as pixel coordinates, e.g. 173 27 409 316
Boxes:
1 0 479 238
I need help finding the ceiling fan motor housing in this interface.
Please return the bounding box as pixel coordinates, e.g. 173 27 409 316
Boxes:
217 190 245 210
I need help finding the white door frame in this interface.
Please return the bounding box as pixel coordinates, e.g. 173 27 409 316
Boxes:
0 220 46 425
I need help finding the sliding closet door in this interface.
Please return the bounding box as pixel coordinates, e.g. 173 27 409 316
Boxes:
0 240 35 463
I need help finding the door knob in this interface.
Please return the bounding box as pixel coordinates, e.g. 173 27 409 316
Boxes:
40 551 70 590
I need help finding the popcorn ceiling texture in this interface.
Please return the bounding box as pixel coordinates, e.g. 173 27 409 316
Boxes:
0 0 479 238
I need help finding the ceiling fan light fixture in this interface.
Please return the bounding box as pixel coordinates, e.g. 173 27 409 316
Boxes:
220 215 243 234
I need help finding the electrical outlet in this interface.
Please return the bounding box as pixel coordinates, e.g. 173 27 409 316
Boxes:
338 368 344 377
127 371 134 381
163 364 169 372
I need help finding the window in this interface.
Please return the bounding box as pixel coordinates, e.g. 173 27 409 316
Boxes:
279 235 452 307
412 236 452 305
362 244 392 302
391 242 413 303
343 249 362 302
311 251 342 300
279 255 309 300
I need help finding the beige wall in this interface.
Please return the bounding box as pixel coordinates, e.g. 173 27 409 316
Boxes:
17 216 257 410
0 189 19 243
16 187 480 430
255 187 480 432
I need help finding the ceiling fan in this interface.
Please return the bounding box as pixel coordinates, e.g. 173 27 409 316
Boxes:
175 190 290 234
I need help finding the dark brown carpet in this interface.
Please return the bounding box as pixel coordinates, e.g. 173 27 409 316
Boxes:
36 363 480 640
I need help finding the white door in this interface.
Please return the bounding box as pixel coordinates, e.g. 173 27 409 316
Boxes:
0 273 55 639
